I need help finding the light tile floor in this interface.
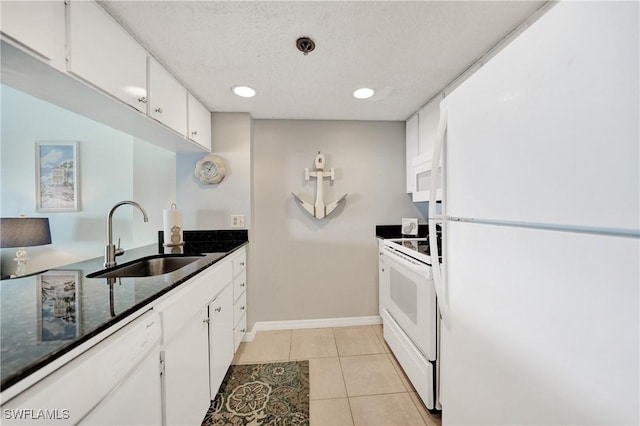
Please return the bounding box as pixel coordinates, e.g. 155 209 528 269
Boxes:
232 325 442 426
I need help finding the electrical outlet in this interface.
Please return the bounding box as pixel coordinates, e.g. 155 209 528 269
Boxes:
231 214 245 228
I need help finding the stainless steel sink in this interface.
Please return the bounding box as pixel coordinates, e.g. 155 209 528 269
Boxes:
87 254 205 278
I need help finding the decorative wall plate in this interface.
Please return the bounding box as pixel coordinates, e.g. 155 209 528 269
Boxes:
195 154 226 184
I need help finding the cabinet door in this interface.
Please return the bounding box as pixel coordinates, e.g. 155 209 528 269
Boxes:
405 114 419 193
68 0 147 112
209 284 234 398
378 240 389 316
0 1 65 69
162 306 210 426
417 94 443 158
149 58 188 135
188 94 212 150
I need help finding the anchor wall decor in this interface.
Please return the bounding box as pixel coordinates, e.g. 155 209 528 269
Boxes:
292 152 347 219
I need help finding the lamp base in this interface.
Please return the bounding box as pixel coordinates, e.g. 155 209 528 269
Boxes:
12 247 29 277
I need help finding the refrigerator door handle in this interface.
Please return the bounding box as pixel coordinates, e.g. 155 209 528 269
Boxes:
429 107 451 328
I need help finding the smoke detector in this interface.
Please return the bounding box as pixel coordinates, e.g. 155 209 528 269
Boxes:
296 37 315 56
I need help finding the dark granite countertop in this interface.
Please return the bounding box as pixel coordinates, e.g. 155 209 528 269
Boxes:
376 224 429 239
0 230 248 391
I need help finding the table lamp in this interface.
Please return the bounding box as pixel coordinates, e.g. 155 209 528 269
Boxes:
1 217 52 277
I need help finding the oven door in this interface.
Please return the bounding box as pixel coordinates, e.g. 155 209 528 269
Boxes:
381 245 437 361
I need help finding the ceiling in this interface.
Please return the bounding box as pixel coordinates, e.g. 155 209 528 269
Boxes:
98 1 547 121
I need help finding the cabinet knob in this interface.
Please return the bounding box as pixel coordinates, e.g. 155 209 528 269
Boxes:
203 318 210 324
215 306 222 313
240 282 245 288
240 328 246 333
154 107 163 114
240 262 245 267
191 130 198 136
240 305 245 310
138 96 147 104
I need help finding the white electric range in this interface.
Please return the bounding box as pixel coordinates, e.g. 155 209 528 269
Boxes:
379 235 441 411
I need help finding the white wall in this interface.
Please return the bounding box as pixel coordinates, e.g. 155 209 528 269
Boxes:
250 119 424 326
0 85 175 275
176 112 252 230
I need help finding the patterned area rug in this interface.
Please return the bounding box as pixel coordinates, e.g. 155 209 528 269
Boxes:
202 361 310 426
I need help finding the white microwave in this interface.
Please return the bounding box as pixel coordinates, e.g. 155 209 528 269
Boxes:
411 153 442 202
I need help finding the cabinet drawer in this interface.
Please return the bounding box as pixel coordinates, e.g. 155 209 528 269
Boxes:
233 292 247 327
232 249 246 277
234 315 247 353
233 269 247 303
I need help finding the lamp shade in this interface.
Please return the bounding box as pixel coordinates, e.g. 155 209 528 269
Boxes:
0 218 52 248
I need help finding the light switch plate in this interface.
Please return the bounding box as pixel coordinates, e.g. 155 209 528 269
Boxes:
231 214 245 228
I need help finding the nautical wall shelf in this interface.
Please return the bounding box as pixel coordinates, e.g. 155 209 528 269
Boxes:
292 152 347 219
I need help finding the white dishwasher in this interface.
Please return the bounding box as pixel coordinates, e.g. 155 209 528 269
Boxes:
1 310 162 425
81 311 162 425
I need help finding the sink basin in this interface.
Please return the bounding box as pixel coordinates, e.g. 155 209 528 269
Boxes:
87 254 205 278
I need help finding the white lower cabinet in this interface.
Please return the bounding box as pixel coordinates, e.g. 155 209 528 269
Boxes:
161 306 211 426
157 259 232 425
378 239 389 316
208 284 234 398
0 246 248 426
230 248 248 351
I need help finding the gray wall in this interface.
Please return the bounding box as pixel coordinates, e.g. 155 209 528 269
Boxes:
249 119 424 326
176 113 252 230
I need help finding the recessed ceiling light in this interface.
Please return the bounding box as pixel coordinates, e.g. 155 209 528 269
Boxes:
353 87 375 99
232 86 256 98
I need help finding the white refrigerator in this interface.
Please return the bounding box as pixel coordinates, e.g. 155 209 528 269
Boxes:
428 1 639 425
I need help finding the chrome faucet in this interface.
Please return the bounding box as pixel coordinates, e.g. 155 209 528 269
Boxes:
104 201 149 268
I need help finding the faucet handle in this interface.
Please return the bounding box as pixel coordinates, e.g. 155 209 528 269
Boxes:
115 237 125 257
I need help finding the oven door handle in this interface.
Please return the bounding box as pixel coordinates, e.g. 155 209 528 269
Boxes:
382 246 432 276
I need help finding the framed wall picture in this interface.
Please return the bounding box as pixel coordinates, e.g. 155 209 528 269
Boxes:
35 141 80 212
36 270 81 342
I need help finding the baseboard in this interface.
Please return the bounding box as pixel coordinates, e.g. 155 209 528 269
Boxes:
242 315 382 342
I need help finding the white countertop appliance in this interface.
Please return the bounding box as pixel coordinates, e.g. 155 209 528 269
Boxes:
380 235 440 411
428 2 639 424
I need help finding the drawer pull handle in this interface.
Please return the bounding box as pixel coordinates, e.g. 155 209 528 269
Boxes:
203 318 210 324
215 306 222 313
240 305 245 310
155 107 163 114
240 283 245 287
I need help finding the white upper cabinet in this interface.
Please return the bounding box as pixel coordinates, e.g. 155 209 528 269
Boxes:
417 94 443 158
0 1 66 70
405 114 419 194
408 93 444 202
188 94 212 150
149 58 188 136
67 0 148 113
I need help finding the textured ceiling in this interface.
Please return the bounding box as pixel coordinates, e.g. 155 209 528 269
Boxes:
99 1 546 121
